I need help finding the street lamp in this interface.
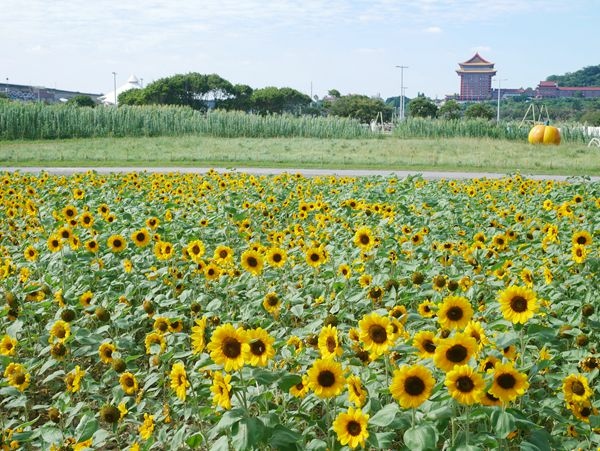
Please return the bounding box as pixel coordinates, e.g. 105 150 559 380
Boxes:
112 72 117 106
495 76 508 122
395 65 408 120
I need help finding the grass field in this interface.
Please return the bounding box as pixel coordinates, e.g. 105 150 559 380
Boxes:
1 136 600 175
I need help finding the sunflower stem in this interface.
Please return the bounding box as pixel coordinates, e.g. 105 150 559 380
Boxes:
411 407 416 429
465 405 470 446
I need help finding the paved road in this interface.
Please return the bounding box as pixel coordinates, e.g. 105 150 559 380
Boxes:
1 166 599 181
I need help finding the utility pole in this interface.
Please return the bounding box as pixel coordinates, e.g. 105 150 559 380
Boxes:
112 72 117 106
395 65 408 120
495 76 508 122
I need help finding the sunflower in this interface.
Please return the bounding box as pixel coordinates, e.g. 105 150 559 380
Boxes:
338 263 352 279
332 407 370 449
65 365 85 393
389 364 436 409
211 371 232 410
144 332 166 355
572 230 592 247
568 400 597 423
131 229 151 248
417 300 437 318
191 317 208 354
562 374 593 403
204 263 221 281
579 356 599 373
289 375 309 398
498 286 538 324
23 245 38 262
305 245 328 268
353 226 376 252
240 249 264 276
207 324 249 372
79 290 93 309
57 226 72 241
139 413 155 440
437 296 473 330
464 321 489 350
153 317 170 334
571 244 587 264
412 330 437 359
0 335 17 356
307 358 346 398
79 211 94 228
169 362 190 401
213 245 234 264
479 355 501 373
98 342 116 364
489 362 529 403
445 364 485 405
85 239 99 253
245 327 275 367
145 217 160 229
3 362 30 392
107 234 127 253
317 324 343 359
47 234 62 253
186 239 206 263
433 333 478 372
154 241 174 260
49 320 71 344
358 312 395 357
119 371 139 395
262 292 282 317
266 246 287 268
347 374 367 407
358 273 372 287
62 205 78 220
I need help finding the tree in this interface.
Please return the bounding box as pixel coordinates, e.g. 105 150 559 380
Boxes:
327 89 341 98
408 95 438 118
118 89 148 106
438 100 462 120
325 95 393 123
66 95 96 107
464 103 494 120
250 87 311 115
220 84 254 111
580 110 600 126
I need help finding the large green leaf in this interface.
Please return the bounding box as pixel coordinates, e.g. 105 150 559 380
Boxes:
403 424 438 451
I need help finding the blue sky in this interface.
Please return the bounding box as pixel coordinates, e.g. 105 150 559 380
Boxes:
2 1 597 99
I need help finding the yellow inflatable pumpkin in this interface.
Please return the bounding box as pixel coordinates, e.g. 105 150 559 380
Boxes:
528 124 561 145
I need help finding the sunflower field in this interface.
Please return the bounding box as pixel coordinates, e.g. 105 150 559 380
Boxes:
0 169 598 450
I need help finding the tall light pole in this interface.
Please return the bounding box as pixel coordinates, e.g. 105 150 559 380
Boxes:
495 76 507 122
112 72 117 106
396 65 408 120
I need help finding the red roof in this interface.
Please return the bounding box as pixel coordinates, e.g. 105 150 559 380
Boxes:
538 81 557 87
558 86 600 91
461 52 492 65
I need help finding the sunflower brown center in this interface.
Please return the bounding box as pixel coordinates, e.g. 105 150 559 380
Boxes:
446 344 468 363
246 256 258 267
317 370 336 387
113 239 122 248
310 253 320 262
580 407 591 417
326 336 336 353
223 337 242 358
15 374 26 385
486 392 500 402
423 340 436 354
124 377 134 387
250 340 266 356
510 296 528 313
571 381 585 396
104 348 113 358
295 382 304 390
447 306 463 321
191 245 200 254
456 376 475 392
359 234 370 245
577 236 586 244
347 420 362 436
404 375 426 396
267 295 279 306
369 325 388 344
55 327 66 339
497 373 516 389
272 253 282 262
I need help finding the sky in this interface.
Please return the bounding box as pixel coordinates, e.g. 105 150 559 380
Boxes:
2 1 598 100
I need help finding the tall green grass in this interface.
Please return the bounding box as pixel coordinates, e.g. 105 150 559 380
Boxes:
0 103 371 140
392 118 591 143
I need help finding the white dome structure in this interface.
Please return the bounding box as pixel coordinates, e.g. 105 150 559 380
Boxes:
98 74 142 105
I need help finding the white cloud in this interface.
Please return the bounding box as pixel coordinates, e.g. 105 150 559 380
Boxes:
424 26 442 33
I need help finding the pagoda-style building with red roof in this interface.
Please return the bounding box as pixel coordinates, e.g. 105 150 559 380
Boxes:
456 53 496 101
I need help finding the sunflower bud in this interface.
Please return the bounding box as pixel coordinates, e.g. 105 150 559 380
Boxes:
5 291 18 308
576 334 589 347
95 307 110 322
111 358 126 373
48 407 61 423
582 304 594 317
447 280 459 292
61 309 76 322
143 300 155 315
190 302 202 314
99 405 120 424
323 314 338 327
411 272 425 285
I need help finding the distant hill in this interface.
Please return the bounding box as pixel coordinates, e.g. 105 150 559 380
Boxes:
546 64 600 86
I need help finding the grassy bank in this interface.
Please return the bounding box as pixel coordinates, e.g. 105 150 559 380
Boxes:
1 136 599 175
